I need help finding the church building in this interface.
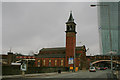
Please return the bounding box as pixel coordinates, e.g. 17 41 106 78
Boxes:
35 12 86 71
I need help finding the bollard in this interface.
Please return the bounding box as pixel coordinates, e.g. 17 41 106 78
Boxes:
58 70 61 74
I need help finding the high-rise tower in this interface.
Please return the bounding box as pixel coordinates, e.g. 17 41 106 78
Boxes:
98 2 120 55
65 12 77 67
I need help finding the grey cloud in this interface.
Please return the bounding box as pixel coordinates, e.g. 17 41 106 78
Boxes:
2 2 99 55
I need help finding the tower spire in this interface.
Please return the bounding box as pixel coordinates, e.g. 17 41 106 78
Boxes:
68 11 74 22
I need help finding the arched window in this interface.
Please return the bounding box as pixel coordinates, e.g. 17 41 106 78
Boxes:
38 60 40 67
49 59 51 66
43 59 45 66
55 59 57 66
61 59 63 66
70 25 72 30
67 25 69 31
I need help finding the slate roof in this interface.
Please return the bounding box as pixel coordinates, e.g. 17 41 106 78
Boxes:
37 46 86 58
40 47 65 51
40 46 85 52
37 53 65 58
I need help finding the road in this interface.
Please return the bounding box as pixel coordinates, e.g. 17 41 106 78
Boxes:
2 69 114 80
33 69 111 78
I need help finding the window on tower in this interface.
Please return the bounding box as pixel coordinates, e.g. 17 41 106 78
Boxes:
67 25 69 31
70 26 72 30
66 25 75 32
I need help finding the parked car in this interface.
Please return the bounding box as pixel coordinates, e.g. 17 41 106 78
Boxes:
96 67 100 70
104 67 108 69
89 67 96 72
100 67 106 70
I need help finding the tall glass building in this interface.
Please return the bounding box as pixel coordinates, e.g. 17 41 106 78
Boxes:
98 2 120 55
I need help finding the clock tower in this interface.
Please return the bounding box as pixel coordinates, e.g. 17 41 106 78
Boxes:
65 11 77 67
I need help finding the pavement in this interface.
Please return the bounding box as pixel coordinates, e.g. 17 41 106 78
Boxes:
42 70 110 78
2 71 70 79
113 70 120 79
2 70 120 80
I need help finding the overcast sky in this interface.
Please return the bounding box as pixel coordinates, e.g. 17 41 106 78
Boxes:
2 2 100 55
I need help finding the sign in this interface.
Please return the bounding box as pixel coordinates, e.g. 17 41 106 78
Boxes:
11 63 21 65
75 67 78 71
21 62 27 71
68 58 73 64
70 67 73 70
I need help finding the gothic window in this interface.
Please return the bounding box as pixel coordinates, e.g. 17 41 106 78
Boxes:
67 25 69 31
43 59 45 66
49 59 51 66
70 26 72 30
55 59 57 66
61 59 63 66
38 60 40 67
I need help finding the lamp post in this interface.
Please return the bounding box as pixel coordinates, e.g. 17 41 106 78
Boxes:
108 51 116 70
90 4 114 72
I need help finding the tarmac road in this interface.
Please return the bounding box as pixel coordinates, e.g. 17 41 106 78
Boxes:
2 69 113 80
33 69 111 78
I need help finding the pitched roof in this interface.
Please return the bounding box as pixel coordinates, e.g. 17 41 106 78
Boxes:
40 47 65 51
40 46 85 52
37 46 86 58
36 53 65 58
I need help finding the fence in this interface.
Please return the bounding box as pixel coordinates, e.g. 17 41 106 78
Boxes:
2 65 67 75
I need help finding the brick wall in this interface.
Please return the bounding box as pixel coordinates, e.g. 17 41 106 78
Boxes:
65 32 76 67
35 58 65 67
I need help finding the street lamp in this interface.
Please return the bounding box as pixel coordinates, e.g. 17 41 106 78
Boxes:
108 51 117 71
90 5 108 7
90 4 113 72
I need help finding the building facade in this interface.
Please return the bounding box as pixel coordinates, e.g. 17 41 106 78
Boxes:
98 2 120 55
35 46 86 69
1 52 16 65
35 12 87 71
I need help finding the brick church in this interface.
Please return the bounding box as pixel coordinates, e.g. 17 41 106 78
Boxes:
35 12 86 71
